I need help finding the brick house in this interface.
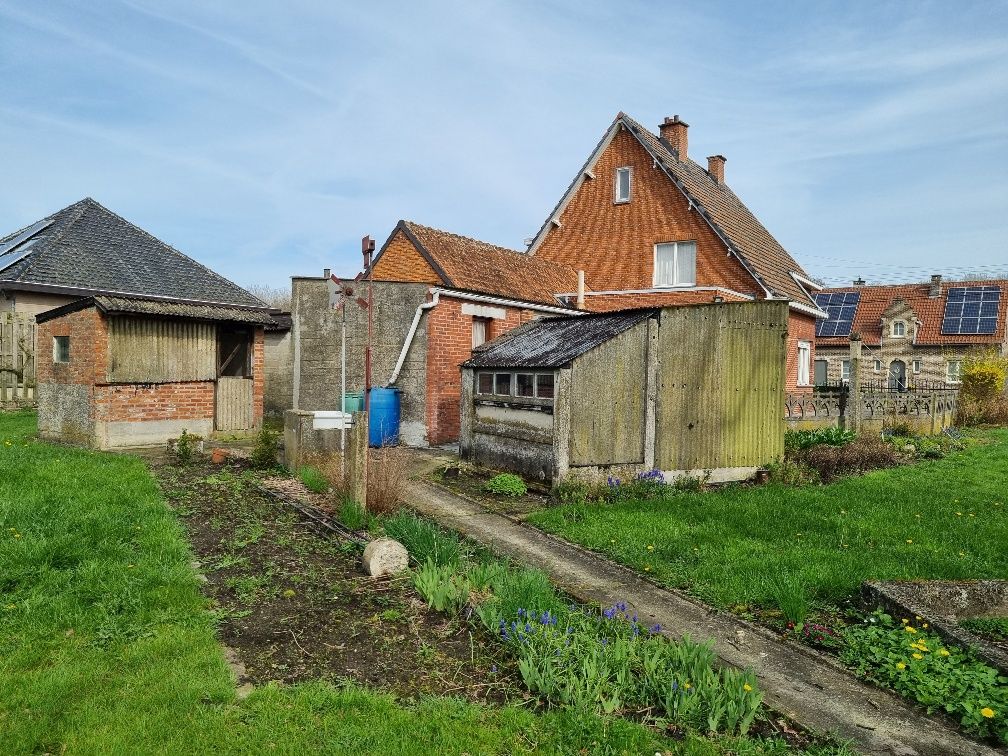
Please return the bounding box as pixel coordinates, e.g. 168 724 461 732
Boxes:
525 113 827 391
813 276 1008 388
290 220 578 446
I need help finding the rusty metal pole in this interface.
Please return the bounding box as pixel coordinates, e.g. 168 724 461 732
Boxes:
362 235 375 414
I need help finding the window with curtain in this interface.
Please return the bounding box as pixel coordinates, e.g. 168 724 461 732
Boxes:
797 341 811 386
841 360 851 382
472 317 489 349
654 242 696 287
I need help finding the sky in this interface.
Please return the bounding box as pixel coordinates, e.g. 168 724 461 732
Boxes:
1 1 1007 291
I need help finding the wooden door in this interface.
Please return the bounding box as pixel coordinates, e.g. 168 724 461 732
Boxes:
216 376 254 430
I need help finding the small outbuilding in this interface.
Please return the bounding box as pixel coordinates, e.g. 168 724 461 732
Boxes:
35 295 272 449
460 301 789 485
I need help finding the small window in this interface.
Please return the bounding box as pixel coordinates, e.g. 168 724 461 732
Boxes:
494 373 512 396
516 373 535 397
472 317 489 349
841 360 851 382
891 320 906 337
873 359 881 373
796 341 811 386
477 372 493 394
654 241 697 287
614 166 632 203
947 360 962 384
53 336 70 363
536 373 554 399
912 360 922 374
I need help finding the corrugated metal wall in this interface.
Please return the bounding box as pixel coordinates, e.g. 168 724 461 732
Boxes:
569 320 648 466
655 301 787 470
107 316 216 384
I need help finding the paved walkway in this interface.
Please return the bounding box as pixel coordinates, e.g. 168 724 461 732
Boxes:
405 476 1002 756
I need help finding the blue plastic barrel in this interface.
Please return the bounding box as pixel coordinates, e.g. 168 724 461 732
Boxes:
368 387 401 447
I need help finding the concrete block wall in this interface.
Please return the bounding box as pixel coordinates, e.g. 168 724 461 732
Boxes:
264 329 293 416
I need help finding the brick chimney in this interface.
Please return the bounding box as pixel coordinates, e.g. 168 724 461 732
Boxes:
707 155 726 184
929 274 943 298
659 115 689 160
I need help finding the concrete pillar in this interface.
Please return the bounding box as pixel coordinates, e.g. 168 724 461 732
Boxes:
643 316 659 470
346 411 368 506
848 336 863 434
552 368 573 485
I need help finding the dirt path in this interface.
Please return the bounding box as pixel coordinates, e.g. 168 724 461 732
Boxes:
404 474 1003 756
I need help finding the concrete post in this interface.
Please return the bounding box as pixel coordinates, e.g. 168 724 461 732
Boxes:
345 411 368 507
848 336 863 434
642 316 659 470
459 367 475 461
552 368 573 485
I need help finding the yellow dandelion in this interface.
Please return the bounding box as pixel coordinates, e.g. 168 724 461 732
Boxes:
647 544 655 551
644 565 652 572
901 618 909 624
912 653 923 660
906 539 913 544
743 683 752 692
684 682 691 689
938 649 950 657
980 707 995 719
895 662 906 670
922 623 928 628
905 626 917 634
956 512 963 516
915 615 921 620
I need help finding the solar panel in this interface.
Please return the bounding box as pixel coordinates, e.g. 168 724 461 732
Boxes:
815 291 861 337
941 286 1001 335
0 219 53 257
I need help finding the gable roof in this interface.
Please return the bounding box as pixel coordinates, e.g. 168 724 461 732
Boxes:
464 308 654 369
372 220 580 308
526 113 824 316
0 198 265 309
815 280 1008 347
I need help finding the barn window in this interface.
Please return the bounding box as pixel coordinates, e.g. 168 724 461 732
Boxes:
472 317 490 348
53 336 70 363
477 372 493 394
797 341 811 386
536 373 554 399
218 326 251 377
516 373 535 397
494 373 512 396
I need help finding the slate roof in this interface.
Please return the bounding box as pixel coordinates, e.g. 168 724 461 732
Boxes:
379 220 581 307
528 113 822 313
815 280 1008 347
463 308 654 369
0 198 265 309
35 294 276 326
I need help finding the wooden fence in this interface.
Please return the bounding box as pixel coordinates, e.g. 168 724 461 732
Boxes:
0 312 36 406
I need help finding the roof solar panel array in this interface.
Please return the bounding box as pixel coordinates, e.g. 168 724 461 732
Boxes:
815 291 861 337
942 286 1000 335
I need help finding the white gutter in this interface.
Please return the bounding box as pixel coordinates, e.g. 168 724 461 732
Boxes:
783 298 829 319
433 287 580 316
556 285 755 300
387 289 441 386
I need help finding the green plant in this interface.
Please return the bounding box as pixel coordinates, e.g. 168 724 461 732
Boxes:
961 617 1008 642
485 473 527 497
764 459 820 486
367 445 410 515
768 575 809 628
173 429 202 464
796 436 903 482
297 465 329 493
340 498 370 531
842 611 1008 744
552 478 590 507
785 427 856 452
251 427 280 468
465 560 506 592
412 559 470 613
383 511 461 567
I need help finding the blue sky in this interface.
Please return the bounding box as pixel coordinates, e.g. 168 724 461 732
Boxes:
1 1 1006 290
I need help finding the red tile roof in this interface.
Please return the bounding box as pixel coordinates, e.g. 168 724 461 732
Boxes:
579 289 750 313
815 280 1008 347
381 221 580 307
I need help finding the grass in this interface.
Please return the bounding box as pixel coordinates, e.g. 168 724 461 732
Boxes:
961 617 1008 641
529 430 1008 610
0 410 798 755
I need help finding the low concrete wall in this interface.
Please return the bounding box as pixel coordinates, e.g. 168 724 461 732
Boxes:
36 382 94 446
96 418 214 449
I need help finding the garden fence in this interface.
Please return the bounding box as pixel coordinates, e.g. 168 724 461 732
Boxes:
785 384 959 436
0 312 36 406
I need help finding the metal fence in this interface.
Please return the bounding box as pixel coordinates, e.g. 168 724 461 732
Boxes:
0 312 36 405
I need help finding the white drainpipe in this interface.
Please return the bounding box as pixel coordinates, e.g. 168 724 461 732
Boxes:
387 289 440 386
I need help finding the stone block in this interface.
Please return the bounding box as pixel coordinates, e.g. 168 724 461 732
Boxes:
362 538 409 578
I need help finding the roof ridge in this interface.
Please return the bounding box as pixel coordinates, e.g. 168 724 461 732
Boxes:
402 219 527 256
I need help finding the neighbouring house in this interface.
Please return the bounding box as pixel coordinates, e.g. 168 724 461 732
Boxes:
0 197 274 446
460 300 789 485
34 295 271 449
524 112 827 392
290 220 579 446
813 275 1008 389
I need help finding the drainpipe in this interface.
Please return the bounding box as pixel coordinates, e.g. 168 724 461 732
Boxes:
387 289 440 386
576 270 586 309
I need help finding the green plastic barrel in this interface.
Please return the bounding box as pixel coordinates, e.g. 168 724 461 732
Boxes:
343 391 364 413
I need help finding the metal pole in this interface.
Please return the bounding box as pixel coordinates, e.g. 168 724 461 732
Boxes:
340 296 346 475
362 235 375 414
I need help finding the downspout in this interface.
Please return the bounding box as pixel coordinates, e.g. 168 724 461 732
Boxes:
387 289 440 386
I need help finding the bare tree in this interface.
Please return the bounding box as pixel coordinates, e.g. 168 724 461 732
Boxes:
247 284 292 311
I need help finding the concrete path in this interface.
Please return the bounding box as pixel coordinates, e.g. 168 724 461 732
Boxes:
405 476 1003 756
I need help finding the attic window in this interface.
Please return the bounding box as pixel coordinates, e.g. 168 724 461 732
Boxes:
614 167 632 204
53 336 70 364
891 320 907 337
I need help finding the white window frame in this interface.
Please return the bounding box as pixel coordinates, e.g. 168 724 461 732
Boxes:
873 359 881 373
653 241 697 288
841 359 851 382
912 359 922 374
891 320 906 337
53 335 70 364
796 341 811 386
946 360 962 384
614 166 632 204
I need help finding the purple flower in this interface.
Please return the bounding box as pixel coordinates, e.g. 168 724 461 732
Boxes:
607 476 621 488
491 664 498 673
632 625 640 637
650 623 662 634
601 637 608 646
616 602 627 613
603 606 616 620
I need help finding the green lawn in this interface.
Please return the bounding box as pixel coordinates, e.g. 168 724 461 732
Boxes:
0 411 811 755
529 431 1008 610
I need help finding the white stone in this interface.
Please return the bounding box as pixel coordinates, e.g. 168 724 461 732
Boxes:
362 538 409 578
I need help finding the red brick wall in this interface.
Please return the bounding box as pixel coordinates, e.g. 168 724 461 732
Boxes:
36 307 108 386
425 296 525 445
372 229 442 284
252 327 265 424
786 312 816 393
94 381 216 423
533 128 760 296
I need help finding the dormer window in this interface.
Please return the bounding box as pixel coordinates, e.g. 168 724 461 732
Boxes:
891 320 906 337
654 241 697 287
614 167 632 204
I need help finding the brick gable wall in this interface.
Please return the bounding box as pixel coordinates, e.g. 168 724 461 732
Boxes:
371 229 443 285
785 312 816 393
534 128 760 296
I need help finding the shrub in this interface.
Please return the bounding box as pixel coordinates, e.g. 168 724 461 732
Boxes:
250 427 280 468
784 426 856 452
382 511 461 567
339 497 370 531
366 445 410 515
173 429 202 464
764 459 820 486
796 436 903 482
413 559 470 613
552 478 590 507
485 473 527 497
958 395 1008 427
961 617 1008 642
842 611 1008 744
961 351 1008 403
297 465 329 494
